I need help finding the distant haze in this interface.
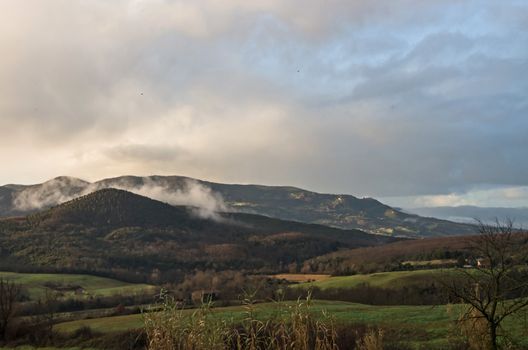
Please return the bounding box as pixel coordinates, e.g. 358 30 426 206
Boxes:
407 206 528 228
0 1 527 208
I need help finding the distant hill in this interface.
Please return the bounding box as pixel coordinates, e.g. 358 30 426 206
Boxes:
0 189 392 280
0 175 475 237
408 206 528 228
301 235 475 275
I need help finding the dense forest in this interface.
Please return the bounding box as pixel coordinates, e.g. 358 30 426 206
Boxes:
0 189 393 283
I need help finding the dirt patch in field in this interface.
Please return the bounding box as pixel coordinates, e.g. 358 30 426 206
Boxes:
269 274 331 283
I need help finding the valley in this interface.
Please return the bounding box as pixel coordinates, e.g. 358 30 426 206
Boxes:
0 182 525 349
2 1 526 348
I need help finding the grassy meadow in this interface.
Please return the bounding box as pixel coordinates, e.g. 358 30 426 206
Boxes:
53 299 528 348
0 271 156 300
3 268 527 348
268 273 331 283
55 300 453 333
290 269 448 290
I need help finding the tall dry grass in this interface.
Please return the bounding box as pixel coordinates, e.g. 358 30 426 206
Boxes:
143 291 339 350
354 328 383 350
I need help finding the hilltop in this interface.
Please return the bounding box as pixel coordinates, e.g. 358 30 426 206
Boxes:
0 175 475 237
29 188 191 228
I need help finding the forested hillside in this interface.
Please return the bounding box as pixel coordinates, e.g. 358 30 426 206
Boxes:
0 175 475 237
0 189 392 283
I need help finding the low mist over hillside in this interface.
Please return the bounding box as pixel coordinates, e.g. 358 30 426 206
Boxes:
0 175 474 237
0 188 391 279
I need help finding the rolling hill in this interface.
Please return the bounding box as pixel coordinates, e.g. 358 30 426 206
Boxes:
290 269 448 290
296 234 481 275
0 189 391 281
0 271 156 300
0 175 475 237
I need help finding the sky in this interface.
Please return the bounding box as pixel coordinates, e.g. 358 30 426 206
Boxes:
0 0 527 208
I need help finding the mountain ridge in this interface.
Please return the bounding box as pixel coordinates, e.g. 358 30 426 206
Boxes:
0 175 475 237
0 188 392 278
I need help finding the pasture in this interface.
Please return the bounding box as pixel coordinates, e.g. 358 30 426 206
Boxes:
0 271 157 300
268 273 331 283
290 269 448 290
54 300 528 348
54 300 454 334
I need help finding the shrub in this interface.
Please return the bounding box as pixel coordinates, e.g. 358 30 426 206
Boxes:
355 328 384 350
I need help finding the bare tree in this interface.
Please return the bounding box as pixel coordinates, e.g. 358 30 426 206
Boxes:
0 278 21 340
443 220 528 350
33 289 60 345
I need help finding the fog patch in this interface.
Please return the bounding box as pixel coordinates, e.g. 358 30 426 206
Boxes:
13 177 88 211
112 179 228 221
12 177 227 220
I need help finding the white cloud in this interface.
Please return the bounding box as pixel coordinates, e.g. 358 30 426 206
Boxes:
12 176 227 220
0 0 527 207
382 186 528 208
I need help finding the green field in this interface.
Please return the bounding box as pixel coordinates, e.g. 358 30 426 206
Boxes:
54 300 528 348
6 269 528 348
55 300 452 333
0 271 157 300
291 269 448 290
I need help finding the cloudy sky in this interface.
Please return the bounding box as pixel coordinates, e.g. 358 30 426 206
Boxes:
1 0 527 208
